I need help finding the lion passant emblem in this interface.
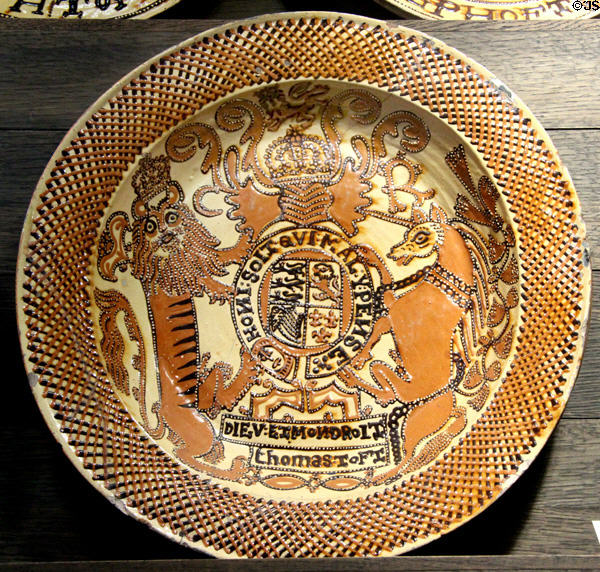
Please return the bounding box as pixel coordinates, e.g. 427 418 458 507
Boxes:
93 82 518 492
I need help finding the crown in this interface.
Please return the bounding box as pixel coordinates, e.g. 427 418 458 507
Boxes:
265 127 333 185
131 155 172 203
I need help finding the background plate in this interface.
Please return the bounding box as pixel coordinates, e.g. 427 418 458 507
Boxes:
1 0 181 19
375 0 597 20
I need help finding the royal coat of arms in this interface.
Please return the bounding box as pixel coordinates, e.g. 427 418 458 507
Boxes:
92 82 518 494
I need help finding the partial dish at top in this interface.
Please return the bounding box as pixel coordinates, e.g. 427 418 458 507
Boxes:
1 0 180 18
377 0 594 19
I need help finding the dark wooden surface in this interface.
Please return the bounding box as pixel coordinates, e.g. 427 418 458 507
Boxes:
2 15 600 569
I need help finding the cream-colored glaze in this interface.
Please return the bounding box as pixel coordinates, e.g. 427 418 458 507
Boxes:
87 80 520 502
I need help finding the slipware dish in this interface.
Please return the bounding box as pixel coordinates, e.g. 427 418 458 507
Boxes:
16 13 591 558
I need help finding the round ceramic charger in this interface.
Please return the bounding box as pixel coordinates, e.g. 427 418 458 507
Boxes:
17 13 590 557
1 0 180 18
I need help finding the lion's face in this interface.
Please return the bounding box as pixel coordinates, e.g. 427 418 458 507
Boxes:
139 200 187 260
130 193 222 296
